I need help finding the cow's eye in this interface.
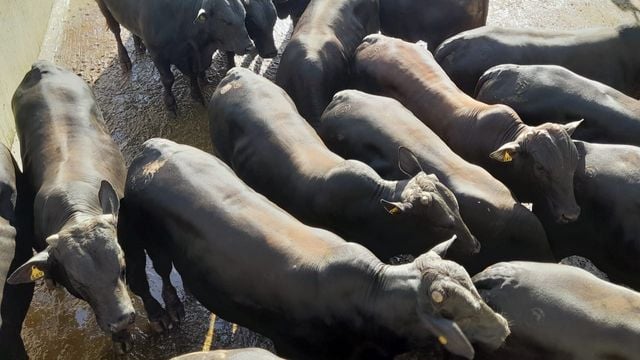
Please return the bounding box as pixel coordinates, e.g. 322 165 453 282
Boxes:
440 309 454 320
197 13 208 23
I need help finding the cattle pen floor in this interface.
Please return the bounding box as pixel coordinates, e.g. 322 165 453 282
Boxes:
19 0 640 359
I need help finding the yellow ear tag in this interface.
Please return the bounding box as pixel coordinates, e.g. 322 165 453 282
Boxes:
389 207 399 215
438 336 448 345
30 266 45 281
502 151 512 162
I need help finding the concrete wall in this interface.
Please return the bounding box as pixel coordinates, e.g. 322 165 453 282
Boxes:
0 0 56 147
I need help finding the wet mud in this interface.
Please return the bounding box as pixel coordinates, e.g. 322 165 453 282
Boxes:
20 0 639 358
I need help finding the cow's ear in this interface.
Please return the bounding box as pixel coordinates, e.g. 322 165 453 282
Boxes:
8 249 50 284
428 235 457 258
380 199 406 215
99 180 120 216
419 312 474 359
416 40 430 52
489 142 520 163
398 146 423 177
563 119 583 137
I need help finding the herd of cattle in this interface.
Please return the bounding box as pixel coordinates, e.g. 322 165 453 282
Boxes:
0 0 639 359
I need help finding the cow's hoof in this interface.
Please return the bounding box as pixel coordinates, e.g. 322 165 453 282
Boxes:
190 91 205 106
119 57 132 72
134 40 146 53
166 300 185 323
163 95 177 115
112 331 133 355
149 310 174 333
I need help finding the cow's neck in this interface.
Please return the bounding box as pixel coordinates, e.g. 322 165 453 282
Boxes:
36 181 102 245
321 159 400 209
572 141 589 181
361 262 427 344
468 106 528 165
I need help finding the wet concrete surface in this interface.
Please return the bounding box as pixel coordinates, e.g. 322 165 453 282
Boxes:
20 0 640 359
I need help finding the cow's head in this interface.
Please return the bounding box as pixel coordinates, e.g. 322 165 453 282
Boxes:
490 120 582 224
243 0 278 58
413 244 510 358
8 181 135 354
194 0 254 54
381 147 480 257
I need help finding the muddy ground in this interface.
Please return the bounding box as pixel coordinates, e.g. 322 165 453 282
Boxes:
20 0 640 359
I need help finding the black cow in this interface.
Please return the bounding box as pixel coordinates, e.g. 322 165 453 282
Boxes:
171 348 283 360
275 0 379 126
210 68 479 262
474 262 640 360
225 0 279 68
379 0 488 50
0 146 34 360
318 90 554 274
533 141 640 291
476 64 640 147
354 34 582 224
435 25 640 96
95 0 253 112
119 138 509 359
10 61 134 354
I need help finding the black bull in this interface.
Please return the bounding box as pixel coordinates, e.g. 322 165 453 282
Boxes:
10 61 134 354
118 138 509 360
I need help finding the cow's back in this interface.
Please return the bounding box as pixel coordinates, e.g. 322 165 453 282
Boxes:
436 25 640 96
473 262 640 360
122 139 378 355
210 68 343 208
476 64 640 146
276 0 379 125
124 139 356 305
380 0 488 49
12 61 125 193
12 61 125 242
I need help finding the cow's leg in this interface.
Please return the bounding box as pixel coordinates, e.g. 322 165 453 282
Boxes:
146 246 185 324
95 0 131 71
181 62 204 105
178 65 205 105
150 54 177 113
118 203 173 332
190 75 205 105
180 45 206 105
225 51 236 70
133 34 146 53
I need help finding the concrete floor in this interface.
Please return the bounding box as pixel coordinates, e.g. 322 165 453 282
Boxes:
20 0 640 359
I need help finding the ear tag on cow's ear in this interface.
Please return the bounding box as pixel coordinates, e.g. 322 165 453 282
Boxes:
502 151 512 162
30 266 45 281
389 207 400 215
438 336 448 345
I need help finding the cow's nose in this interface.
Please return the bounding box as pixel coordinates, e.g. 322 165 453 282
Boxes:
109 312 136 333
558 207 580 223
